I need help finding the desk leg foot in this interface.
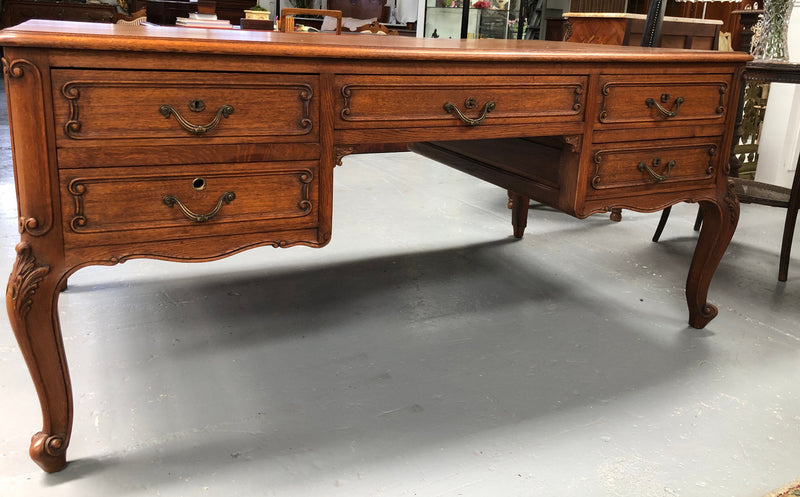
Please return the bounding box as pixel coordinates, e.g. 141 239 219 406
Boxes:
686 185 739 329
30 432 67 473
511 193 529 238
6 242 72 472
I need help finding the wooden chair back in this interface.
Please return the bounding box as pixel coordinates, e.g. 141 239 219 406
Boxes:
279 8 343 34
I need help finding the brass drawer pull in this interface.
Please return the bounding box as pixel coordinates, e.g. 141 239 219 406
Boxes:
645 94 684 118
638 158 676 182
163 191 236 222
443 98 496 126
159 103 234 134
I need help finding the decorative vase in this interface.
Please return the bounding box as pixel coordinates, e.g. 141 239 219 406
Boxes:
752 0 794 61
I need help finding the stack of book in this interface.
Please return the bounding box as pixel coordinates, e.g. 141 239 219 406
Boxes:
175 12 233 29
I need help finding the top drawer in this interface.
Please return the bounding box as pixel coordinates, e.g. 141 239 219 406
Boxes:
597 74 731 126
335 74 586 129
51 70 318 145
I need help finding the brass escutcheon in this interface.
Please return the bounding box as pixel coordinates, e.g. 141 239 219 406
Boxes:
188 99 206 112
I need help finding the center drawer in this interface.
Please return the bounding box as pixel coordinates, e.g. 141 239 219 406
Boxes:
59 161 320 247
51 70 318 145
335 74 586 129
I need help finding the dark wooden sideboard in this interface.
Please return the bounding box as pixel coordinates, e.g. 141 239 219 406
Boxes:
1 0 257 27
0 0 117 28
559 12 722 50
1 20 750 473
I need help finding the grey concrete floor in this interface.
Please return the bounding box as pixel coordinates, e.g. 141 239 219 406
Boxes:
1 89 800 497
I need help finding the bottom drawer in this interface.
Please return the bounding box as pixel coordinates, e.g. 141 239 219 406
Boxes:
588 139 720 197
61 161 320 246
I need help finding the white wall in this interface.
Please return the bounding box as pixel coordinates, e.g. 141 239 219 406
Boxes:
754 1 800 188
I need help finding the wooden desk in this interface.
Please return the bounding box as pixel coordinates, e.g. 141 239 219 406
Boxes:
1 20 750 473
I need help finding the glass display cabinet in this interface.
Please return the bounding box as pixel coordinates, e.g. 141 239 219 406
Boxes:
423 0 523 39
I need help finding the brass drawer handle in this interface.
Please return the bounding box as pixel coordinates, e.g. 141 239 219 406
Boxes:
638 158 676 182
443 98 496 126
645 94 684 118
159 103 234 134
163 191 236 223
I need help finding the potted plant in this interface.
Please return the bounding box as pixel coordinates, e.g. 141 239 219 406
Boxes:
244 4 271 20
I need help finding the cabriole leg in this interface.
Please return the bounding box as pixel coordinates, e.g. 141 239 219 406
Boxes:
6 242 72 472
685 184 739 329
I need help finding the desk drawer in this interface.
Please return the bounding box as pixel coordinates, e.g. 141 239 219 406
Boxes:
588 139 719 196
60 162 319 246
335 75 586 129
597 74 730 126
51 70 318 145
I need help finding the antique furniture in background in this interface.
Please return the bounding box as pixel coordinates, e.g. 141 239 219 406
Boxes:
112 7 147 24
326 0 415 35
559 12 722 49
676 0 755 37
423 0 523 39
143 0 252 25
742 61 800 282
144 0 190 24
355 19 398 34
0 0 117 27
730 9 765 180
0 20 749 473
279 7 343 33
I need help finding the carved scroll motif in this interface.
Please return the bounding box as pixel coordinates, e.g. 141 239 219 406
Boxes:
563 135 582 154
18 217 43 235
706 145 717 175
67 181 87 232
724 180 740 226
340 85 354 120
31 431 67 458
599 82 613 123
572 85 583 112
716 83 728 115
591 151 604 189
7 242 51 321
61 83 82 137
334 146 355 167
2 57 36 79
298 84 314 131
3 58 52 236
298 171 313 214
